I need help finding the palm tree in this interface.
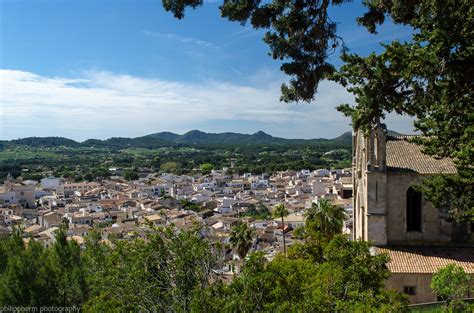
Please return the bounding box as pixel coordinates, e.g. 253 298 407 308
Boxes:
273 203 289 257
305 199 346 239
229 222 254 259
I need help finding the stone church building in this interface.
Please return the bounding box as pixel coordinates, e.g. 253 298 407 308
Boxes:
352 122 474 303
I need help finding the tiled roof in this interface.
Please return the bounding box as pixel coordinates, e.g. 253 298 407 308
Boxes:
376 246 474 274
386 136 457 174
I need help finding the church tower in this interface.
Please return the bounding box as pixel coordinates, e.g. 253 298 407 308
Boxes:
4 172 15 192
353 121 388 245
353 122 473 305
353 120 467 246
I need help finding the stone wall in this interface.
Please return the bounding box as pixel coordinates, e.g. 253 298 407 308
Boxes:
386 273 474 304
385 173 452 244
386 273 437 303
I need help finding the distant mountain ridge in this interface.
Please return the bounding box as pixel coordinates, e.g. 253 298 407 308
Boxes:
330 132 352 145
145 130 319 145
0 129 406 149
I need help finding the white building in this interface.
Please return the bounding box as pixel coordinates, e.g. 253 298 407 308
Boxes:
41 177 60 189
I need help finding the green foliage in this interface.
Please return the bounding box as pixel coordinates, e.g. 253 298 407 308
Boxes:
181 199 203 212
416 173 474 222
273 203 290 256
305 199 346 240
162 0 203 19
0 226 86 307
0 225 408 311
161 0 474 220
324 235 390 292
192 236 407 312
200 163 213 175
83 225 218 312
291 225 307 241
90 166 111 180
408 302 474 313
430 264 471 302
7 136 81 148
0 227 24 273
273 203 289 220
1 137 351 181
0 225 218 311
0 239 53 306
333 0 474 221
287 238 325 264
229 222 254 259
242 202 270 219
48 227 87 306
160 161 179 173
123 169 139 181
162 0 346 102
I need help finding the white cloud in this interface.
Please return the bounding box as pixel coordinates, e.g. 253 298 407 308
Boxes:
0 69 414 141
142 30 219 49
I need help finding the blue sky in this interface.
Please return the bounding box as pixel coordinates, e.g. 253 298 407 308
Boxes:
1 0 414 141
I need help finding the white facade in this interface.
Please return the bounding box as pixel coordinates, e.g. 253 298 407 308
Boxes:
41 177 60 189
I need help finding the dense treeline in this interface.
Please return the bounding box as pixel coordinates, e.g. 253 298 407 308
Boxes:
0 130 352 149
0 141 351 181
0 131 352 149
0 222 408 312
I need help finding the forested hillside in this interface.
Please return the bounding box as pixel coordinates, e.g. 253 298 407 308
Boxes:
0 131 354 181
1 130 352 149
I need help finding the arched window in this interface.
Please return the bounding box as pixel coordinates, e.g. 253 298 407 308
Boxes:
406 187 422 232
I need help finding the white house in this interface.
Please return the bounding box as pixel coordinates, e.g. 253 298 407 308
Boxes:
41 177 60 189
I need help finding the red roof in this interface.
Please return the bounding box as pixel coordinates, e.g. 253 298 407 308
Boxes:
376 246 474 274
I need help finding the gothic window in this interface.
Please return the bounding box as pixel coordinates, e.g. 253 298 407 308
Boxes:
375 181 378 201
403 286 416 295
406 187 422 232
374 135 378 165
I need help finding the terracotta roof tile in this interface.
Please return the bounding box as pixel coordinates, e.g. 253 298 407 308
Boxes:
386 136 457 174
376 246 474 274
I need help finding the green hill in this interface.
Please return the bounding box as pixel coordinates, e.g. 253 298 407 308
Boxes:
2 129 405 149
145 130 340 145
4 136 81 148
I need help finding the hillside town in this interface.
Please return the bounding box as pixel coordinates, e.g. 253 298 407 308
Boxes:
0 167 353 271
1 127 473 307
2 0 473 310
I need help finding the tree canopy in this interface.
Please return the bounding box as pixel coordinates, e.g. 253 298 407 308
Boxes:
200 163 214 175
229 222 254 259
0 224 409 311
191 235 408 312
163 0 347 103
430 264 471 302
162 0 474 221
305 199 346 240
273 203 290 256
335 0 474 221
